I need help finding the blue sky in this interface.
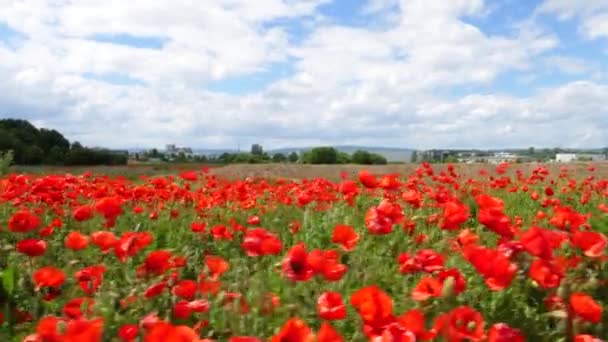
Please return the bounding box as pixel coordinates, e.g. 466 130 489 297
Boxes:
0 0 607 149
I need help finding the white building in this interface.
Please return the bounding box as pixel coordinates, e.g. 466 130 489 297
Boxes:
555 153 577 162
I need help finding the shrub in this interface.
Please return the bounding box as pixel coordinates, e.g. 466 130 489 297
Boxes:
0 150 13 175
308 147 338 164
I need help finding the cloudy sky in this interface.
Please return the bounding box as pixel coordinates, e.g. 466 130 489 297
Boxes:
1 0 607 150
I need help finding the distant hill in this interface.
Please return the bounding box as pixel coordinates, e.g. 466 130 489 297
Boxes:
268 145 414 162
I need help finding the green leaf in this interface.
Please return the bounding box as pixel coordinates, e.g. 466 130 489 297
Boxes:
1 265 16 295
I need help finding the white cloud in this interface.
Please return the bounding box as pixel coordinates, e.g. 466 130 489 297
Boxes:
0 0 606 150
545 55 591 75
539 0 608 39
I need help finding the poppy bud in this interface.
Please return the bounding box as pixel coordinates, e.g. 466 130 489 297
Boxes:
557 282 568 299
585 277 598 289
441 276 455 298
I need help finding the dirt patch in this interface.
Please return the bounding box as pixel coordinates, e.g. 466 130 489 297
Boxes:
210 162 608 182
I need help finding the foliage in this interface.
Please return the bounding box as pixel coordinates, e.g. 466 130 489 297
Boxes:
0 163 606 341
336 151 351 164
0 119 126 166
307 147 338 164
0 150 13 175
351 150 388 165
272 153 287 162
288 152 299 163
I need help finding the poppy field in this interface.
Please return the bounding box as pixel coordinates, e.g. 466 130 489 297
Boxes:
0 162 607 341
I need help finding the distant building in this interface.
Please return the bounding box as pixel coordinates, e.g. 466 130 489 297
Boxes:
420 150 450 162
555 153 577 163
555 153 606 162
165 144 193 157
165 144 192 155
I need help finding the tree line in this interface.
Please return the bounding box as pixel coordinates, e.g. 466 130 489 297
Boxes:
0 119 127 166
193 146 387 165
140 145 388 165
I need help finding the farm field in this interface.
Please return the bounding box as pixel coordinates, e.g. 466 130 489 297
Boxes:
1 162 607 341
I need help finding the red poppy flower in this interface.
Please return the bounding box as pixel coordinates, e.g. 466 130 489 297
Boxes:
520 226 566 260
332 224 359 251
350 285 394 327
487 323 524 342
570 292 602 323
463 245 517 290
210 224 233 240
33 267 66 289
306 249 347 281
241 228 282 256
434 306 485 341
63 297 94 319
205 255 229 280
402 190 422 209
411 276 443 301
34 316 62 341
190 222 206 233
91 231 118 253
359 170 378 189
114 232 153 262
456 229 478 247
8 210 41 233
437 268 467 296
143 251 173 276
75 265 106 294
172 300 192 320
572 230 607 258
172 280 198 300
179 170 198 181
549 206 587 230
282 243 314 282
144 322 200 342
398 249 445 274
63 318 104 342
365 200 403 235
317 292 346 320
528 259 563 289
476 194 513 238
144 281 167 299
575 334 602 342
95 197 123 219
247 215 261 226
65 231 90 251
17 239 47 257
397 309 435 340
317 322 343 342
271 318 314 342
441 200 470 230
118 324 139 342
73 205 94 222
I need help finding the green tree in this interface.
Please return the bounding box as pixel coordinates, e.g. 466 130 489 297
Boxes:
369 153 387 165
352 150 372 164
46 146 65 165
23 145 44 165
272 153 287 162
309 147 338 164
288 152 299 163
38 128 70 153
337 152 351 164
